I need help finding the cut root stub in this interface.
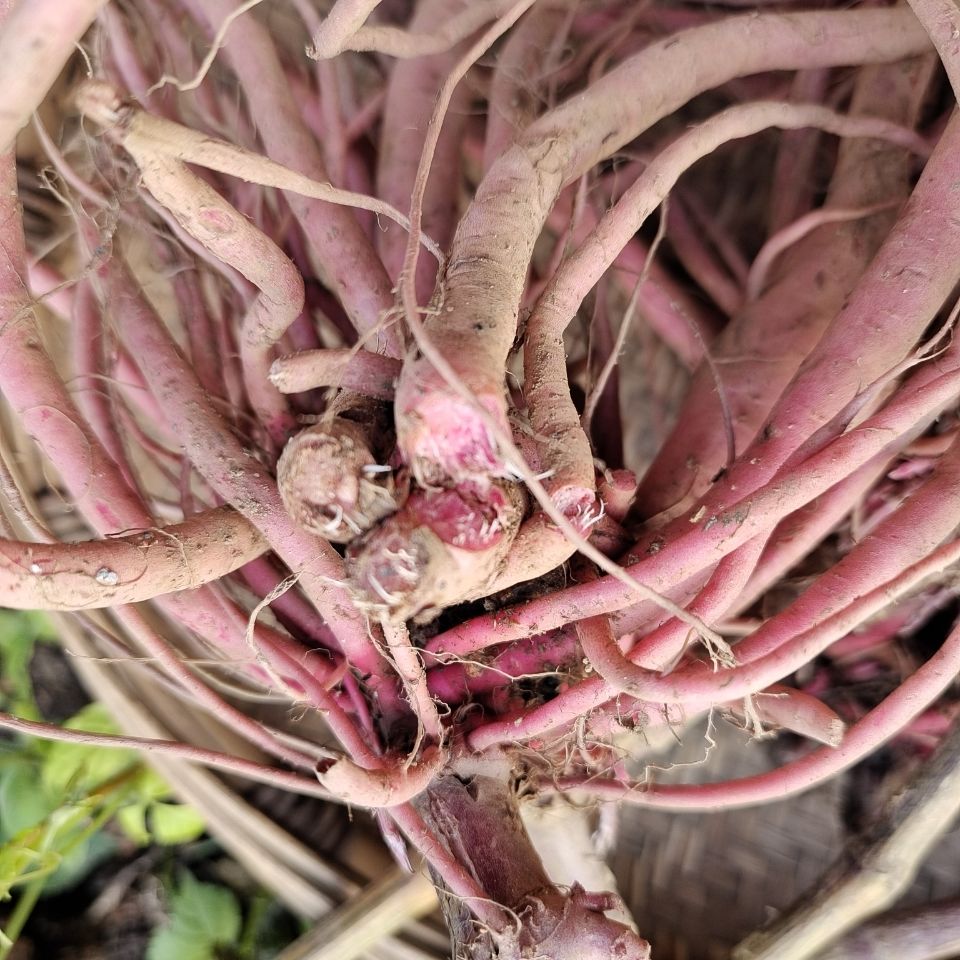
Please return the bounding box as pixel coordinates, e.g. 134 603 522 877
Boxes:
277 417 400 543
394 379 512 486
345 480 524 622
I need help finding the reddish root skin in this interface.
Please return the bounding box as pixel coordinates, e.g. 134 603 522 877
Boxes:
394 383 513 485
639 56 936 518
576 613 663 701
0 0 108 151
665 199 743 316
459 428 960 754
427 355 960 660
115 136 304 446
661 108 960 534
310 0 523 60
85 236 391 686
71 280 140 493
541 193 719 368
426 626 578 703
549 602 960 811
239 557 342 653
461 548 755 752
766 68 831 234
485 478 605 595
182 0 402 355
632 525 960 710
482 1 568 174
397 7 932 485
316 745 445 808
0 151 315 708
624 536 768 672
598 470 638 525
376 0 470 305
734 454 894 614
735 684 846 748
0 711 334 800
466 434 960 753
534 102 931 527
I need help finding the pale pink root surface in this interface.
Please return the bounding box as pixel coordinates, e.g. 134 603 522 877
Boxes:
397 8 931 482
0 506 264 610
185 0 399 354
317 745 445 808
637 55 935 517
0 0 107 150
270 348 401 399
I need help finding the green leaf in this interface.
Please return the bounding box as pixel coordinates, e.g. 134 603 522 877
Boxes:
0 762 53 840
0 612 41 719
22 612 56 642
116 803 152 846
147 872 242 960
42 831 116 896
168 872 241 947
0 827 58 899
235 894 300 960
131 767 175 804
41 704 138 796
148 803 206 846
147 927 213 960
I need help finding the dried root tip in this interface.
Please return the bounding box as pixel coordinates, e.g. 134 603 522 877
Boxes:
346 481 523 621
315 745 445 808
74 79 126 129
277 419 399 543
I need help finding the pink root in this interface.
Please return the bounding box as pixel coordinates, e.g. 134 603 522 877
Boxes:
316 745 445 808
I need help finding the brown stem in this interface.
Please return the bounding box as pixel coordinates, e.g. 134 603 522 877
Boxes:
413 773 650 959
